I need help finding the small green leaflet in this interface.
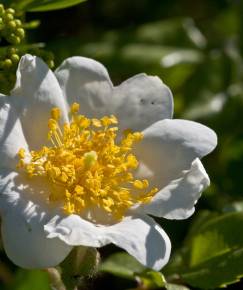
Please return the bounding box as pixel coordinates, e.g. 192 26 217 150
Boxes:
6 0 87 12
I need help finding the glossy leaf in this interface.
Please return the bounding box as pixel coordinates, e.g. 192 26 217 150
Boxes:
182 248 243 289
100 252 167 289
100 252 145 280
12 0 87 12
181 212 243 288
166 283 190 290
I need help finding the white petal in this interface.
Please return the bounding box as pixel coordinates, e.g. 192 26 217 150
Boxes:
0 170 72 269
134 119 217 189
45 214 108 248
55 57 173 131
55 56 113 118
45 214 171 270
140 159 210 219
112 74 173 131
104 214 171 270
0 95 28 170
11 54 69 149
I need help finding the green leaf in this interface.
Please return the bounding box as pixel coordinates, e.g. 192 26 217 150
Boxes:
166 283 190 290
189 212 243 266
182 248 243 289
137 271 166 289
181 212 243 288
13 0 87 12
29 0 87 11
100 252 145 280
8 269 51 290
100 252 168 289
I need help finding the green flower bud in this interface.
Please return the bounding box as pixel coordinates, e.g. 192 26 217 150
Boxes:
3 58 12 68
16 27 25 38
47 60 55 68
4 13 14 22
11 54 19 63
15 19 22 27
7 20 16 30
8 33 21 44
0 20 4 30
7 47 17 54
6 8 15 15
0 5 4 16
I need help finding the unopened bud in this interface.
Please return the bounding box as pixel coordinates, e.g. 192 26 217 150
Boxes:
3 59 12 69
7 47 17 54
4 13 14 22
16 28 25 38
47 59 55 68
0 5 4 16
8 33 20 44
6 8 15 15
11 54 19 63
14 19 22 27
7 20 16 30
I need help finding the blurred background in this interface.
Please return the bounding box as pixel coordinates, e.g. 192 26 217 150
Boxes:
1 0 243 289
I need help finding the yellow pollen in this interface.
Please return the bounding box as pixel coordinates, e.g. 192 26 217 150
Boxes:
70 102 80 114
51 107 61 121
17 103 158 220
18 148 25 159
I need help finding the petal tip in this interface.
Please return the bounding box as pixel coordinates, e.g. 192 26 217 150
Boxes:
19 54 35 70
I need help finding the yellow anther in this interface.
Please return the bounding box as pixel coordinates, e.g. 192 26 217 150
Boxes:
133 180 144 189
74 185 84 195
110 115 118 124
101 116 117 127
70 102 80 114
123 128 133 136
126 154 138 168
48 118 57 130
79 116 90 128
65 189 71 198
49 167 61 178
17 102 157 220
51 107 61 121
92 118 102 127
133 132 143 141
61 172 68 182
142 179 149 188
18 148 25 159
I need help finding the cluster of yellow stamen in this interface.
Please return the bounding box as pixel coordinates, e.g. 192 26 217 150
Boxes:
17 103 158 220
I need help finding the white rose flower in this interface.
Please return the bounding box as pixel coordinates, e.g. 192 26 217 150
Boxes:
0 54 217 271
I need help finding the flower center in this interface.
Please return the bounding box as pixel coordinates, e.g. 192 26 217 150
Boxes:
17 103 157 220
